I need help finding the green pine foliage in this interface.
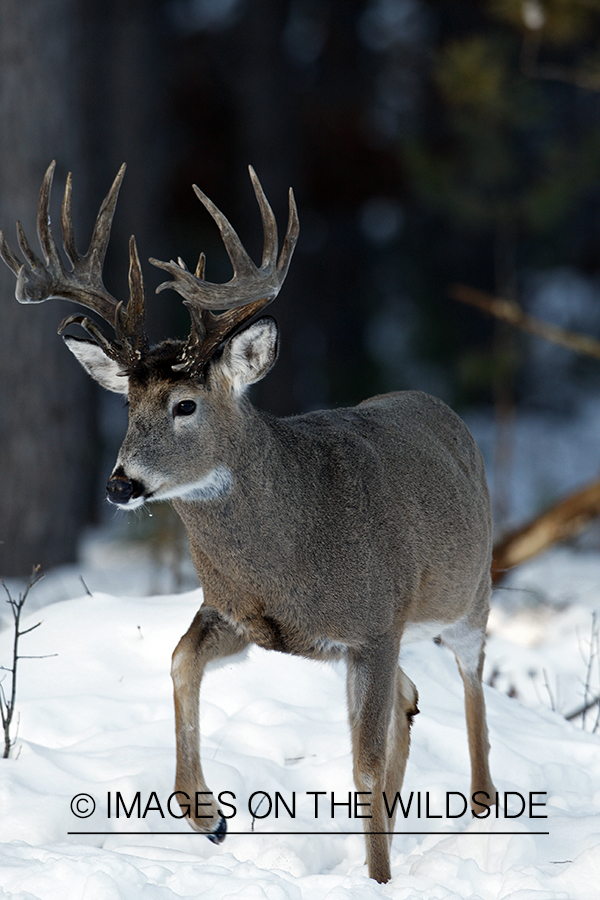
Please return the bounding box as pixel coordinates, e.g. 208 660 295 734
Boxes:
399 0 600 403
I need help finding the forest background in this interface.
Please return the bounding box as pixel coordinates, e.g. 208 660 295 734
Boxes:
3 0 600 576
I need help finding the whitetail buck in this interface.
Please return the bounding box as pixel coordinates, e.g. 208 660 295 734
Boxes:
1 162 495 883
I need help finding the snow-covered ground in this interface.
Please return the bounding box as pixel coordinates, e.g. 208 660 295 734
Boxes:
0 543 599 899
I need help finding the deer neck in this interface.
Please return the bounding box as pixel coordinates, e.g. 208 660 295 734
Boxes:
170 399 295 547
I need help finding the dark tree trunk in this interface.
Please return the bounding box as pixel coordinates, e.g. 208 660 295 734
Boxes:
77 0 172 342
0 0 97 576
232 0 304 415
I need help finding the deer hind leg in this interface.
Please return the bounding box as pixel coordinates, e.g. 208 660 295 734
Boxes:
383 667 419 846
440 590 496 810
346 639 401 884
171 605 249 842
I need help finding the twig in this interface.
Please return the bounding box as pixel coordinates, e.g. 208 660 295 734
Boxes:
250 793 267 833
582 612 597 730
595 622 600 733
542 668 556 713
565 614 600 728
0 565 48 758
565 694 600 722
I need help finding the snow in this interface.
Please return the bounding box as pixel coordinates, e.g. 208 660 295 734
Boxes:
465 395 600 531
1 544 599 898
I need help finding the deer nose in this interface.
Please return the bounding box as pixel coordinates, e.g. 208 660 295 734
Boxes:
106 473 144 505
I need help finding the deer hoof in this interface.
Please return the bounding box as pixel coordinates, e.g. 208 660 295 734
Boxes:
207 815 227 844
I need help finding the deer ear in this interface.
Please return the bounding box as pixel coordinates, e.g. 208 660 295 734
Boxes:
63 335 129 396
216 317 279 393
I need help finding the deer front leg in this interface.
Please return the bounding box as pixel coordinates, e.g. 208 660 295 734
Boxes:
171 605 249 841
346 639 400 884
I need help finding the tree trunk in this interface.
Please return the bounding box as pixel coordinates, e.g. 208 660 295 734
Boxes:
0 0 97 575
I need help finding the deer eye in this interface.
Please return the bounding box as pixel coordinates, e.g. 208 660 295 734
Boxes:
173 399 197 417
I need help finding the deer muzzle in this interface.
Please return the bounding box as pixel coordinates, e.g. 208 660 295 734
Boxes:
106 471 145 506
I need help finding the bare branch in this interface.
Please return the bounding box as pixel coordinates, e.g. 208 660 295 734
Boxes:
521 31 600 94
18 622 42 637
16 654 58 660
565 694 600 722
451 284 600 361
451 286 600 581
0 565 48 758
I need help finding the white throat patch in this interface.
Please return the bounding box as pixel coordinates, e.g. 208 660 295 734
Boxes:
152 465 234 503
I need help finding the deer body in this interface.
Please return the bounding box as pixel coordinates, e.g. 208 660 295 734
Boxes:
1 164 495 884
170 390 491 649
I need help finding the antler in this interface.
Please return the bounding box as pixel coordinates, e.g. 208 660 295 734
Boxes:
0 161 147 365
1 163 298 378
150 165 299 373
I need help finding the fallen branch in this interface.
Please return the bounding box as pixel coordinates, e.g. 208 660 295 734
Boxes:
492 479 600 583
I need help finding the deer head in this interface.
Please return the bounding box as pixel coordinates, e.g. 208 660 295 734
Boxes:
0 162 299 507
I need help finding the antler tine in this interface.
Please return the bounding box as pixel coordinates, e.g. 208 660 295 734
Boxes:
278 186 299 279
37 160 66 276
57 312 120 360
60 170 78 266
195 251 206 279
0 230 22 276
192 182 257 280
87 163 127 270
248 165 278 271
16 219 44 276
114 236 147 357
